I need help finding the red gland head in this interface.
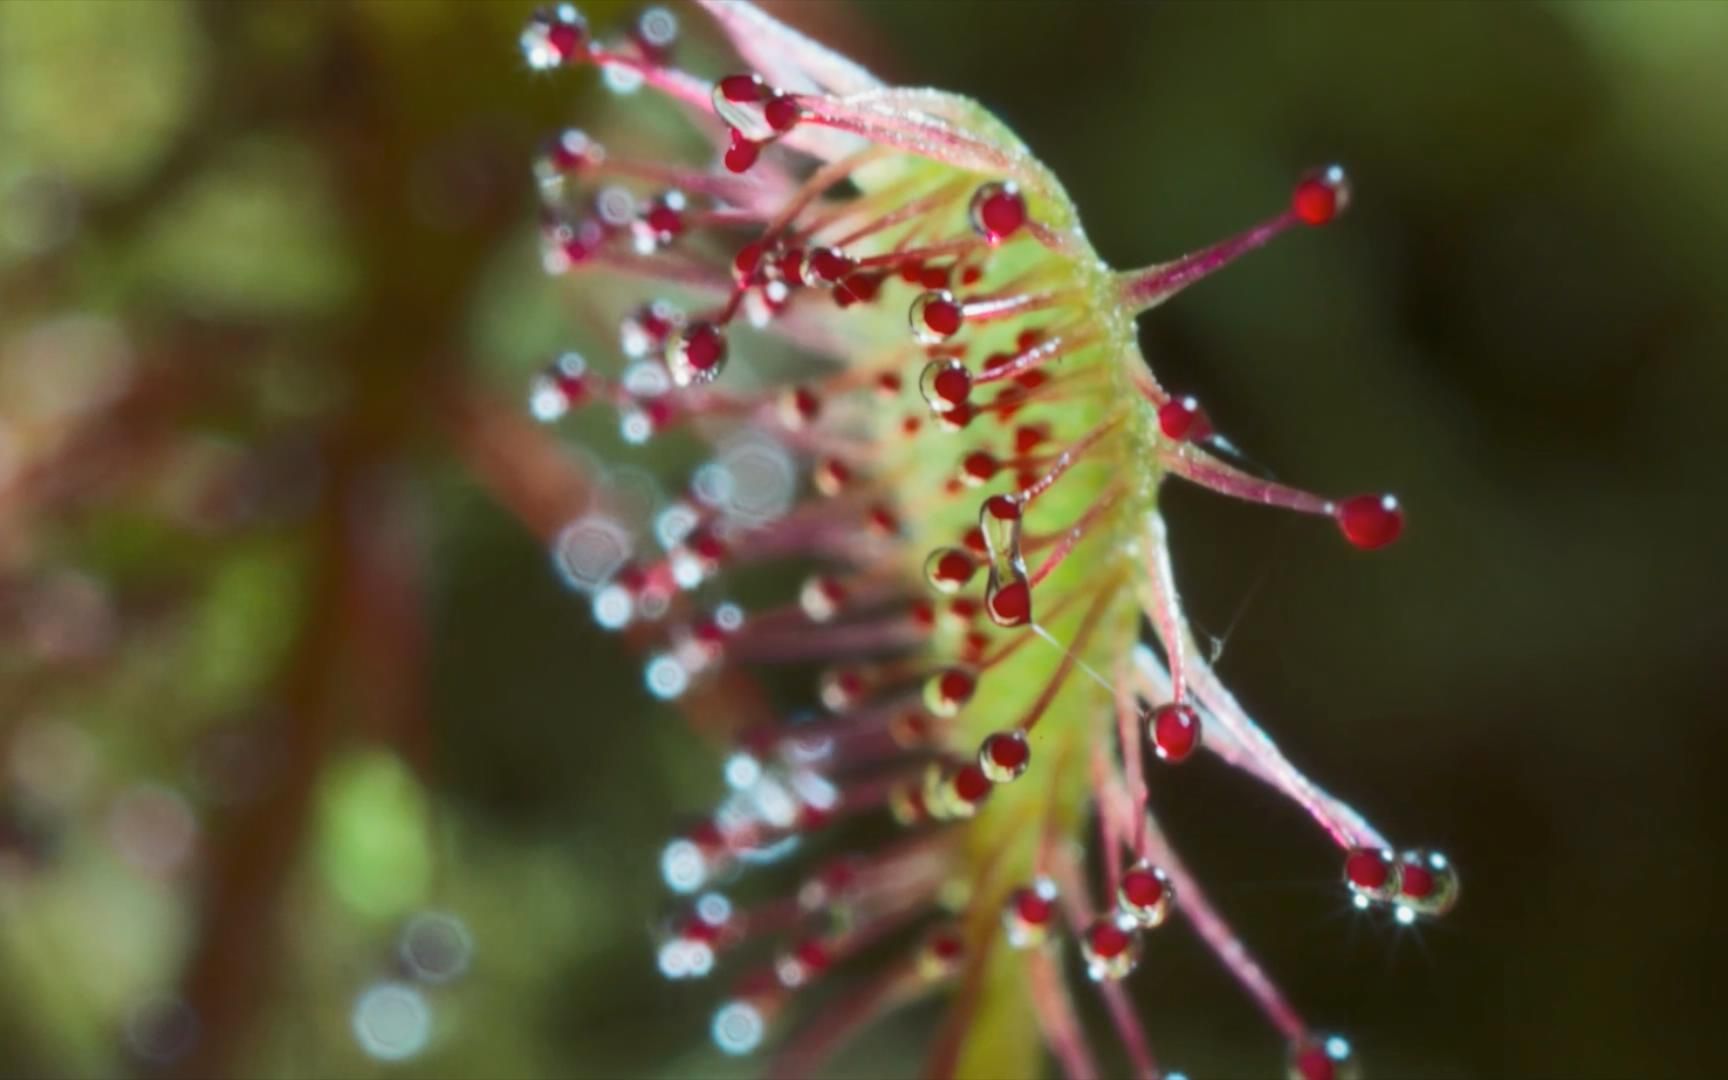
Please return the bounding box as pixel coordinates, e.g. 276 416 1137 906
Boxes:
1287 1034 1359 1080
948 762 994 815
1002 877 1059 949
812 457 851 497
723 129 761 174
1292 164 1352 227
985 574 1031 628
1116 862 1174 929
923 667 977 718
543 127 603 175
982 493 1023 523
716 73 765 104
918 359 973 414
764 93 801 133
918 927 964 980
1148 702 1201 763
528 352 592 423
797 575 846 623
801 246 855 288
1335 493 1404 550
1080 916 1141 982
520 4 589 70
888 781 929 827
1157 395 1212 442
1393 848 1460 919
977 729 1031 783
969 181 1028 246
666 321 728 387
818 666 868 712
620 299 683 359
732 240 764 284
960 450 1000 487
923 547 978 594
911 290 965 344
1342 847 1400 904
778 385 822 429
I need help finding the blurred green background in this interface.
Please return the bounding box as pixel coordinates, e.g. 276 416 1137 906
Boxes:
1 2 1724 1077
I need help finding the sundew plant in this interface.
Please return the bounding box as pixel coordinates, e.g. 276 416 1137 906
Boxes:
521 3 1456 1077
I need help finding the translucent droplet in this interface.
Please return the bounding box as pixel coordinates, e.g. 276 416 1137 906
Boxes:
977 730 1030 783
593 184 637 228
1342 847 1400 904
917 359 972 414
632 6 679 58
922 667 977 718
1081 915 1142 981
665 321 728 388
519 4 588 71
398 912 473 985
551 515 632 595
1148 702 1201 763
923 547 978 594
1003 878 1058 949
799 576 845 622
723 752 763 790
713 436 796 525
592 584 634 630
601 60 645 95
774 938 830 988
351 982 432 1062
1393 848 1459 918
645 654 691 700
978 494 1024 565
711 999 766 1055
910 290 964 345
819 667 868 712
984 570 1032 628
661 837 709 894
710 74 777 142
941 763 992 819
799 246 854 289
969 181 1027 245
528 351 590 422
620 300 683 359
1116 862 1174 929
630 190 687 255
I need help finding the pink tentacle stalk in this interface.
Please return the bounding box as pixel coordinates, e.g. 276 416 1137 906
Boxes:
516 3 1454 1076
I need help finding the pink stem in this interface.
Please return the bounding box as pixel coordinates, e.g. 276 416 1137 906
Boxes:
974 333 1089 387
1115 210 1298 313
1050 828 1159 1080
1112 664 1152 858
765 966 917 1080
1021 414 1126 507
1026 946 1101 1080
1158 445 1335 517
1137 814 1309 1043
1129 637 1390 851
1137 512 1189 704
962 289 1073 324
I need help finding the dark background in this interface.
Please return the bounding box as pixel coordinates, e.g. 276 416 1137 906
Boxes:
0 2 1723 1077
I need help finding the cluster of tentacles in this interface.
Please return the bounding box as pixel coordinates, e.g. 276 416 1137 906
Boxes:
519 4 1455 1077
